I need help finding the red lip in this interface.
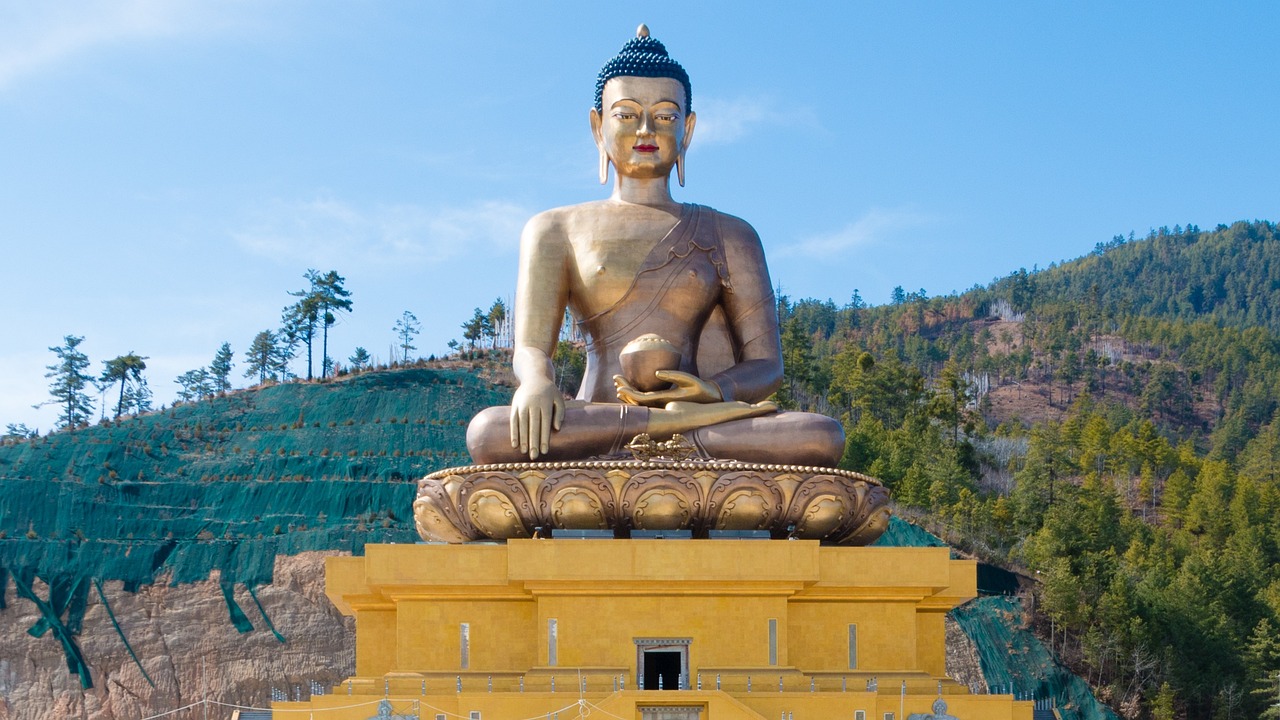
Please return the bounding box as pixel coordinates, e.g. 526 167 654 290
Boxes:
634 144 659 152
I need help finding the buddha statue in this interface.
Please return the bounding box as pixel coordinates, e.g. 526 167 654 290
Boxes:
465 25 845 468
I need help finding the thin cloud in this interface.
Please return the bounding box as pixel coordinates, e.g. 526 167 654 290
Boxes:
780 208 933 258
232 196 530 270
0 0 251 90
693 95 818 146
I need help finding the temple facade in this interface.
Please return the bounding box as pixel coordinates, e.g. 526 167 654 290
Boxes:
274 539 1032 719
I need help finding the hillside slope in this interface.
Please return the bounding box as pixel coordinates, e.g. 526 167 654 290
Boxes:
0 367 509 719
772 221 1280 719
997 220 1280 334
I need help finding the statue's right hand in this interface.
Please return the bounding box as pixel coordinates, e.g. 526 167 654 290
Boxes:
509 380 564 460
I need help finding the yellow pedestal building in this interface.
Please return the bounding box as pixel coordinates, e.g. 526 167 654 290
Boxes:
274 539 1032 720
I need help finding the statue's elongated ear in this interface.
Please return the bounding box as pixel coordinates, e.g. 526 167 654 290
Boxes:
589 108 610 185
677 111 696 187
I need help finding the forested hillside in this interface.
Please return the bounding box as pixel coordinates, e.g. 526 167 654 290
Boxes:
1001 220 1280 334
775 220 1280 719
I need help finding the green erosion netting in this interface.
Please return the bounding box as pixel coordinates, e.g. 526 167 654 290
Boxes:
951 596 1120 720
0 368 511 688
870 514 949 548
877 517 1117 720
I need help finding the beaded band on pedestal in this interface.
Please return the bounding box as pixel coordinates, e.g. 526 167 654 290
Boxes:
424 460 882 484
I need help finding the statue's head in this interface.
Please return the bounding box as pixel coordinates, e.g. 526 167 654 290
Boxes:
594 24 692 114
590 25 697 187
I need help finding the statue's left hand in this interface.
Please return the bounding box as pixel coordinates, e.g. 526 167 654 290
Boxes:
614 370 721 407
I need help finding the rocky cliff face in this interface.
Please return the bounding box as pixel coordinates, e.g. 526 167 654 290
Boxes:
0 552 353 720
945 614 986 692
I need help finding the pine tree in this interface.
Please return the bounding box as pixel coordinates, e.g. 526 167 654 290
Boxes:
174 368 214 402
1161 467 1194 528
99 352 148 419
282 292 320 380
244 330 279 385
928 359 971 445
281 269 355 380
125 376 153 414
393 311 419 363
40 335 94 429
1246 619 1280 718
272 326 297 380
209 342 234 394
462 308 490 359
553 340 586 395
349 347 372 371
487 298 508 349
1185 459 1234 546
777 316 815 410
1151 682 1177 720
311 270 353 378
3 423 37 440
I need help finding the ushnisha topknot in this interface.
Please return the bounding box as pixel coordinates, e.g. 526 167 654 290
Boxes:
594 23 692 113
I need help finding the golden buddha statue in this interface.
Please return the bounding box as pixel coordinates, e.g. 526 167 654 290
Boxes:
466 25 845 468
416 26 888 546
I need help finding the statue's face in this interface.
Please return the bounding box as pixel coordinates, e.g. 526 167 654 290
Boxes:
593 76 695 180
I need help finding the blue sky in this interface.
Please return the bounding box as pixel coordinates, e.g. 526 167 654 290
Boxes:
2 1 1277 431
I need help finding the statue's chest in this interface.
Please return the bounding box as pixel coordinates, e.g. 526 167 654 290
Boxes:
570 232 725 321
569 219 671 298
572 239 650 299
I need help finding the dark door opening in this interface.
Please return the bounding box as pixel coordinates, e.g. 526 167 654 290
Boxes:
643 650 682 690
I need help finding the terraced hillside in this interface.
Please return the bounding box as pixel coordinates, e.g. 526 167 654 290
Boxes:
0 367 509 719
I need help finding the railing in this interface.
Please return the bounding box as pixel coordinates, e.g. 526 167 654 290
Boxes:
319 671 1049 700
350 672 634 696
701 674 976 696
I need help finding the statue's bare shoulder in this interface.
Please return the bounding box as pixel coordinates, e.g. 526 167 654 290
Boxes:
703 206 770 274
519 203 610 274
521 205 574 248
523 200 615 243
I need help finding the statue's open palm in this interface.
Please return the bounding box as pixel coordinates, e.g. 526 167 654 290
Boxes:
613 370 720 407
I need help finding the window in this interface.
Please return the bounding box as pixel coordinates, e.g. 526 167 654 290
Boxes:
547 618 558 666
469 713 482 720
768 618 778 666
545 614 555 666
460 623 470 670
848 624 858 669
854 712 866 720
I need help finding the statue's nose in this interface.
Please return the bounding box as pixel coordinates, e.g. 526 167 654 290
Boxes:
637 112 654 136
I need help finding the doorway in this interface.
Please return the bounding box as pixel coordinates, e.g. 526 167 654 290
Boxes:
643 650 681 690
635 638 690 690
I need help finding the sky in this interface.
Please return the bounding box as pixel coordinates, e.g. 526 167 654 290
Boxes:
2 1 1278 432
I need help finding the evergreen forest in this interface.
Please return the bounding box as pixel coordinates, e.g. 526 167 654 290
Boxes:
773 220 1280 719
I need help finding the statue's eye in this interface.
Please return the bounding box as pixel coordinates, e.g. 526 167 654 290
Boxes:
613 112 637 121
655 114 677 123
